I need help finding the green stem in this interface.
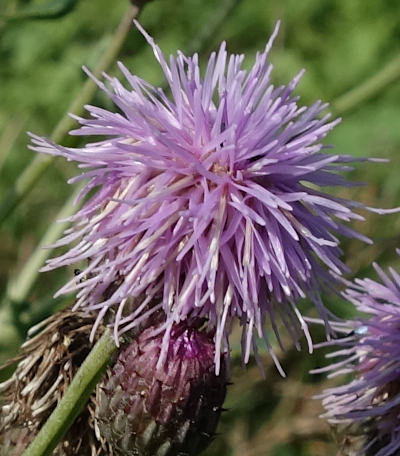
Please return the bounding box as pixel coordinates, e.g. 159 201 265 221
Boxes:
22 330 116 456
6 184 84 306
332 55 400 116
0 4 139 225
0 116 27 173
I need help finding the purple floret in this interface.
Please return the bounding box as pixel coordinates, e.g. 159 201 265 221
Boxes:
29 21 384 373
316 261 400 456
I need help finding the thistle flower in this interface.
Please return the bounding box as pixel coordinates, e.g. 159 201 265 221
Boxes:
96 320 227 455
29 21 387 372
0 308 112 456
316 261 400 456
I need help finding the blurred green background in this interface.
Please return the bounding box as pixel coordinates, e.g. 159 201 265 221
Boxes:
2 0 400 454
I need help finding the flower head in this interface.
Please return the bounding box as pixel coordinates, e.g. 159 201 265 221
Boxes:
30 21 379 372
0 307 112 455
96 320 227 456
316 261 400 456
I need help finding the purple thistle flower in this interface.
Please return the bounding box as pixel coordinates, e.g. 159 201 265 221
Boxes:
29 21 389 373
315 261 400 456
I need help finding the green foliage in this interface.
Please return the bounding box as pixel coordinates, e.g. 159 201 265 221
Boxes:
2 0 400 454
0 0 79 21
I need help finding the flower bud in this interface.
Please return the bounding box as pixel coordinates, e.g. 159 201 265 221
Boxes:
96 321 228 456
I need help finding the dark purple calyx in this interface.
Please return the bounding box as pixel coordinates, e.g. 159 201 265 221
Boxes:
96 320 228 456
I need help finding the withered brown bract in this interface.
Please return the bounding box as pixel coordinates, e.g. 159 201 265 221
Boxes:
0 308 112 456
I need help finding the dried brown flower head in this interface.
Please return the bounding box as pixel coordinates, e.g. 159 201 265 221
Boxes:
0 307 111 456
